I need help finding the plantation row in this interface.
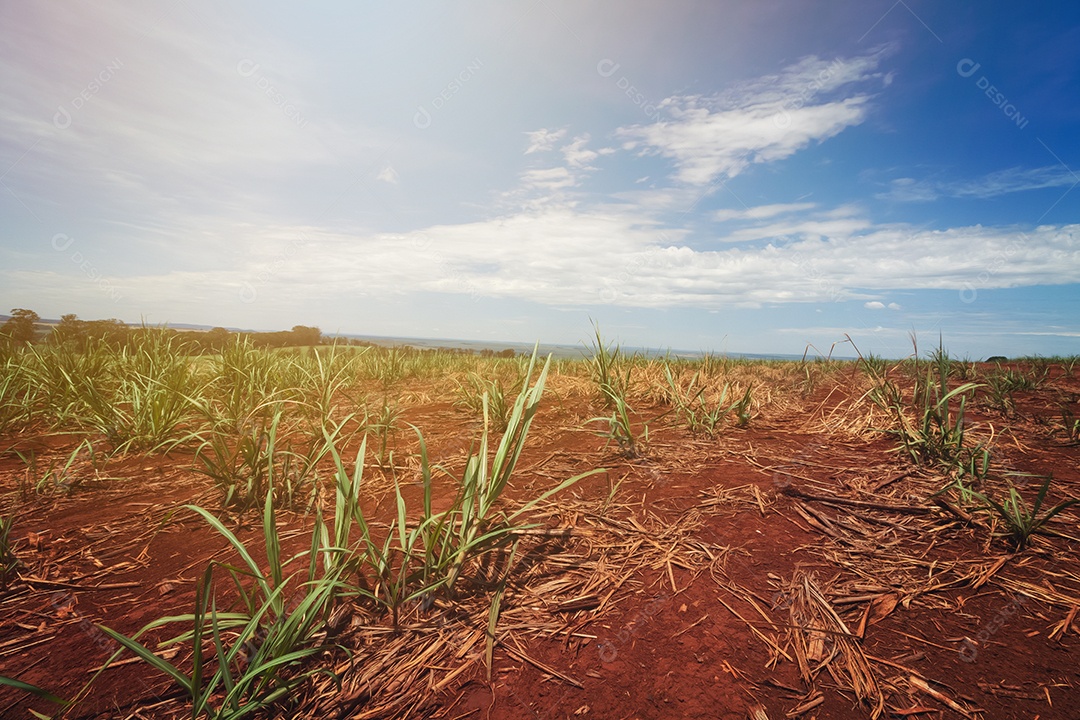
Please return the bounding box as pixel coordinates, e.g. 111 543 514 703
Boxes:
1 329 1077 476
1 328 1076 503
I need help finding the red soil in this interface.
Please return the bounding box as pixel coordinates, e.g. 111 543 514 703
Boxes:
1 366 1078 719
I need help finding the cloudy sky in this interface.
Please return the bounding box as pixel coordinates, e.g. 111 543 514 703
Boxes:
1 2 1078 358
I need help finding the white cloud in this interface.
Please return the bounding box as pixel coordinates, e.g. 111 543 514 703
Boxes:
562 135 599 169
8 201 1076 318
617 49 891 184
512 136 608 204
608 186 706 212
946 166 1080 198
877 166 1080 202
1014 331 1080 337
876 177 940 202
520 166 577 191
401 214 1080 307
523 128 567 154
0 1 386 258
864 301 885 309
887 302 902 310
713 202 817 222
721 216 872 243
377 165 399 184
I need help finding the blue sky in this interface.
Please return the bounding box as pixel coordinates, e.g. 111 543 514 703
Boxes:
1 1 1078 358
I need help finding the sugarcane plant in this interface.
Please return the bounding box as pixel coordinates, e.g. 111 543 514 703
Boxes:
968 474 1079 550
858 335 982 470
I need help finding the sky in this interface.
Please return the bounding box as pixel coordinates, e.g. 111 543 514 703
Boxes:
1 1 1078 359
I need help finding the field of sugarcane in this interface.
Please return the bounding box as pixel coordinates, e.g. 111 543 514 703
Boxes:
1 328 1079 719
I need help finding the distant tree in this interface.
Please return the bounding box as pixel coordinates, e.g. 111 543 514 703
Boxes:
248 330 290 348
1 308 40 344
290 325 322 346
49 313 87 345
498 348 516 359
84 318 130 345
204 327 231 351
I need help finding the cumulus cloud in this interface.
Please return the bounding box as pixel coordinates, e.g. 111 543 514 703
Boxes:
25 207 1079 311
617 49 891 184
6 189 1078 320
375 213 1079 308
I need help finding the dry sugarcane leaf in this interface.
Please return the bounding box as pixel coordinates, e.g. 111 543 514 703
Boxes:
746 704 770 720
870 469 911 492
553 594 601 613
888 707 938 716
855 602 871 640
1048 604 1079 641
784 693 823 717
782 486 935 515
806 619 827 662
867 593 899 625
971 555 1010 590
502 642 583 688
907 675 980 718
785 570 885 718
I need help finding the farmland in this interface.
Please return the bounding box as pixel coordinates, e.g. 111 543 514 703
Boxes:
0 328 1078 719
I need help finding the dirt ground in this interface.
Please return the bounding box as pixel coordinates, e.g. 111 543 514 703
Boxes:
1 363 1078 719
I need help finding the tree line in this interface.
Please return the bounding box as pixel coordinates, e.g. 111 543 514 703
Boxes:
0 309 329 352
0 309 520 357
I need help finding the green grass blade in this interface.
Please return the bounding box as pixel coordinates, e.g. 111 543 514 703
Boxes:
0 675 67 705
185 505 272 598
96 626 193 692
508 468 606 521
